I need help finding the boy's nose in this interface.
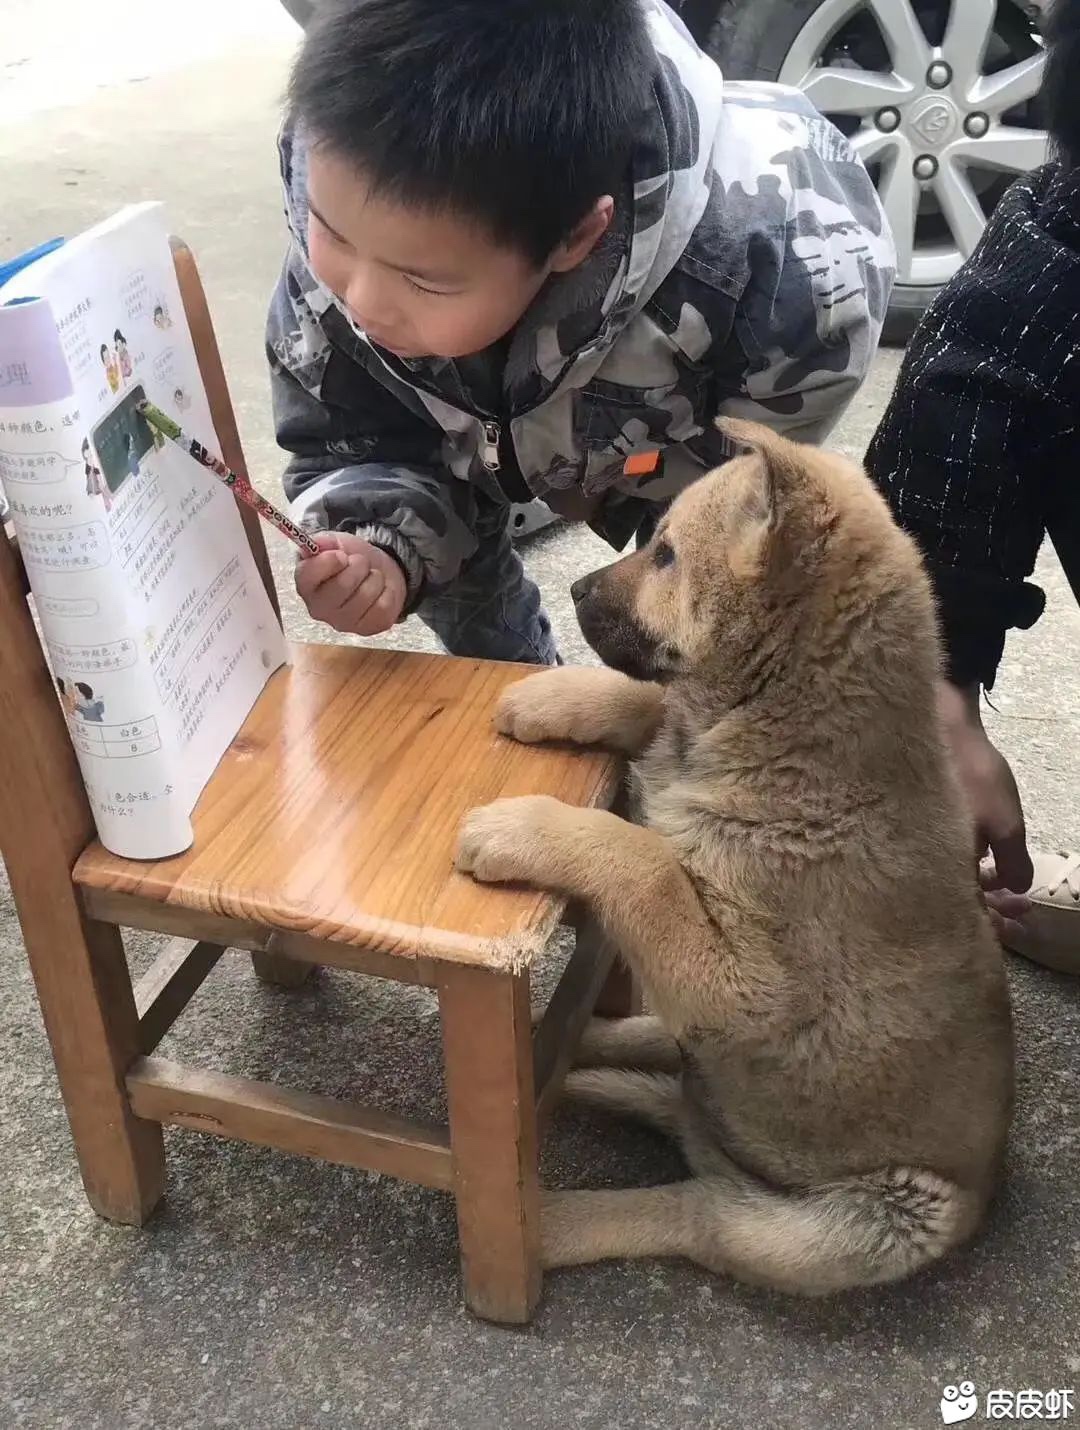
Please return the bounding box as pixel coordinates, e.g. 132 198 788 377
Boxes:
344 273 398 335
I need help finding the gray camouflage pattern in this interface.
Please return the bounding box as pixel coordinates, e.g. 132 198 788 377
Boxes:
267 0 895 607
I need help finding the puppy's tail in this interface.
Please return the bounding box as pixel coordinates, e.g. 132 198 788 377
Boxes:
543 1159 984 1295
699 1162 983 1293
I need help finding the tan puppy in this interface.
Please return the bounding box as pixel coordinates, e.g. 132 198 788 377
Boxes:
455 419 1014 1296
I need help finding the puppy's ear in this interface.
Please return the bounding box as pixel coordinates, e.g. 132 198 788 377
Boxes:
717 418 802 577
717 418 803 490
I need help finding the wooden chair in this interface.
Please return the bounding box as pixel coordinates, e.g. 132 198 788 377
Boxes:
0 240 630 1324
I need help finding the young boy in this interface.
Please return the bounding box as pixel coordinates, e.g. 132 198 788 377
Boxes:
866 0 1080 970
269 0 895 664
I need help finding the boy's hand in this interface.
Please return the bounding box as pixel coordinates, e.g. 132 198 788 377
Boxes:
295 531 407 637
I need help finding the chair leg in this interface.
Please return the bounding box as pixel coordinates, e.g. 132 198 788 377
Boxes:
26 916 164 1224
438 963 541 1324
250 950 313 987
593 954 643 1018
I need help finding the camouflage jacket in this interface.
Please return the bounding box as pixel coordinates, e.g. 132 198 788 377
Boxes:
268 0 895 605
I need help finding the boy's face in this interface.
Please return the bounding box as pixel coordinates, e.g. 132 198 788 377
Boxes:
306 146 610 360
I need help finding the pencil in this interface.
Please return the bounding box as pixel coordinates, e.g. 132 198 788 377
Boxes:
136 398 320 558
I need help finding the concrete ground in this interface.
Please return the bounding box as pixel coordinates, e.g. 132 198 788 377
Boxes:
1 9 1078 1428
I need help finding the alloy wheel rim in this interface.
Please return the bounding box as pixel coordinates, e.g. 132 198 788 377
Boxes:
777 0 1048 288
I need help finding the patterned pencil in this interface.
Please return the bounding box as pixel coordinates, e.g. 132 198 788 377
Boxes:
136 398 320 558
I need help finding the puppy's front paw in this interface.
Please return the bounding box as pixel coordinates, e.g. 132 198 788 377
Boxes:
455 796 565 885
495 671 582 745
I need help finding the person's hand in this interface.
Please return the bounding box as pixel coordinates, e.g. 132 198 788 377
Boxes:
295 530 407 637
980 875 1032 947
937 679 1035 904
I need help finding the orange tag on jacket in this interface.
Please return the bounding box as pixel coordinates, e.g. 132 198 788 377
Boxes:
623 450 663 479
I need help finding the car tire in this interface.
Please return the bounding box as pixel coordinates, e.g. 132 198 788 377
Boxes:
684 0 1048 344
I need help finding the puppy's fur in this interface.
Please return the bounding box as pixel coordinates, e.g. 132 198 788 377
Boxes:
456 420 1014 1295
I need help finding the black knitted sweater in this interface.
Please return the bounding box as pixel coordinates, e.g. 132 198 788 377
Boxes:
867 164 1080 687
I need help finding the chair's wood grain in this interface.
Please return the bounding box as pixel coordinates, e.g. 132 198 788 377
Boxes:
134 938 225 1053
75 645 621 969
533 915 616 1132
439 965 541 1323
77 887 438 983
0 531 164 1222
127 1056 454 1191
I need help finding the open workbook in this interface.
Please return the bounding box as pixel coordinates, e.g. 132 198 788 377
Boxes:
0 204 287 859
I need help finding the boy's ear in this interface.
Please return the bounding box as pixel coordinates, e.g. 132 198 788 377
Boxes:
718 418 802 578
549 196 615 273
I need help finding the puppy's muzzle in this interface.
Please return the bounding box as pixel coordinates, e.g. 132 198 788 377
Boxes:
572 564 664 681
570 572 596 606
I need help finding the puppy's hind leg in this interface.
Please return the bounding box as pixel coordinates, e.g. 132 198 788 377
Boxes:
575 1015 682 1072
542 1182 705 1269
543 1163 984 1290
563 1067 683 1138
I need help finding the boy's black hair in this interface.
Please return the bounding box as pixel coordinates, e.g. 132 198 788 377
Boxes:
114 328 126 343
75 682 93 699
288 0 657 265
1045 0 1080 169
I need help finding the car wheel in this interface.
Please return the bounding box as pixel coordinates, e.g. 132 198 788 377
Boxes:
689 0 1049 342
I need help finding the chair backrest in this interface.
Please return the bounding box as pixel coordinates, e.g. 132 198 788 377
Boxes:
0 240 281 933
168 240 279 624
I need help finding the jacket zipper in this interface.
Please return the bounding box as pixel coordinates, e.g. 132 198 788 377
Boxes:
363 334 534 495
366 334 532 498
481 420 501 472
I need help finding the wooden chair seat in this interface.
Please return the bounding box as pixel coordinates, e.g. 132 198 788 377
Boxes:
75 642 618 972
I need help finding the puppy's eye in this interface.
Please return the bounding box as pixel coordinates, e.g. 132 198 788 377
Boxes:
653 540 675 570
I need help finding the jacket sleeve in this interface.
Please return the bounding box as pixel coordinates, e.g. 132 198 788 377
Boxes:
267 255 480 604
719 272 882 445
717 117 895 444
864 290 1051 690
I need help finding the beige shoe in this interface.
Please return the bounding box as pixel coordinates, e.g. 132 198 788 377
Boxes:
1001 850 1080 975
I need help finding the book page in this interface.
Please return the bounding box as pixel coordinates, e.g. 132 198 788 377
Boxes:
1 205 286 858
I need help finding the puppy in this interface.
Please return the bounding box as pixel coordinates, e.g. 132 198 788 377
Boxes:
456 420 1013 1295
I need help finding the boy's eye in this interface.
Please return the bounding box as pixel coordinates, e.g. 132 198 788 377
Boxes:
313 214 347 247
653 540 675 570
403 276 456 297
